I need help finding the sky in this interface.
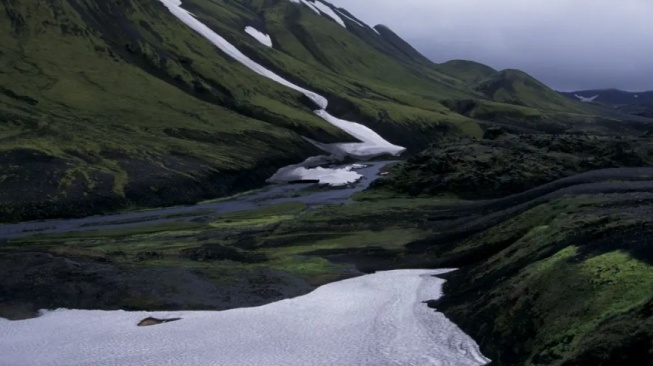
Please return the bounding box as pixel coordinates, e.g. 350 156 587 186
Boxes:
328 0 653 91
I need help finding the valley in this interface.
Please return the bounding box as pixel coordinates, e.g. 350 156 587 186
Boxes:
0 0 652 365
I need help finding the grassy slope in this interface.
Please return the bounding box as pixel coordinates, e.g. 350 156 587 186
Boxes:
474 69 585 112
0 0 609 222
360 128 653 365
185 0 484 142
1 0 348 220
0 0 487 221
1 196 443 313
433 195 653 365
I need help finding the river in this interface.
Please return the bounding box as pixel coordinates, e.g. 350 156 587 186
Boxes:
0 161 392 240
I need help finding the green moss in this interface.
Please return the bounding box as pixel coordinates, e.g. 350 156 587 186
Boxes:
265 256 341 283
0 0 608 221
20 221 207 242
436 192 653 365
501 249 653 365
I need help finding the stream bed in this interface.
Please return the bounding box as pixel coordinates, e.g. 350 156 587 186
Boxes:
0 161 393 240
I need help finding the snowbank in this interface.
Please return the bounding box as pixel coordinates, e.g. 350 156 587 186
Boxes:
0 270 490 366
245 26 272 47
266 155 362 186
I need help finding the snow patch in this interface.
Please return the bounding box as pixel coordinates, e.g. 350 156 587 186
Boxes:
159 0 327 109
288 0 321 15
347 163 367 170
0 270 490 366
272 165 361 186
311 110 405 159
245 26 272 47
311 1 346 28
300 0 321 14
574 94 599 103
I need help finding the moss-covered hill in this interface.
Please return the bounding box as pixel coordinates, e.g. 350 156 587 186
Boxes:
374 132 653 198
0 0 606 222
432 193 653 365
366 131 653 365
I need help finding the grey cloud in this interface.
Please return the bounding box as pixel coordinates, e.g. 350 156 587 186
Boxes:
329 0 653 91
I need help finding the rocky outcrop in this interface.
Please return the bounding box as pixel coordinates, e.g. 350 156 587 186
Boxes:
373 133 653 198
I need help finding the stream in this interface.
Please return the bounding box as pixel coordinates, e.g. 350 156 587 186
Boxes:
0 161 393 240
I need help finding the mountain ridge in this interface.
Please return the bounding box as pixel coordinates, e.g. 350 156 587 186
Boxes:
0 0 610 222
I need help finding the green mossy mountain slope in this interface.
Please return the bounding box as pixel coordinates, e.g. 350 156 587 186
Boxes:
367 131 653 365
0 0 602 221
474 69 584 112
433 195 653 365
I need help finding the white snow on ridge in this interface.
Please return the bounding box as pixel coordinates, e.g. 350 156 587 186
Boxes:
334 8 365 28
299 0 321 15
333 9 379 35
245 26 273 47
158 0 405 185
311 0 346 28
0 270 490 366
574 94 599 103
288 0 321 15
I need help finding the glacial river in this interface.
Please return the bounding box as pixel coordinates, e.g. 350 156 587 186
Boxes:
0 161 392 240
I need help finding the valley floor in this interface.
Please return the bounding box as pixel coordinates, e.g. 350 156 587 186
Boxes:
1 149 652 365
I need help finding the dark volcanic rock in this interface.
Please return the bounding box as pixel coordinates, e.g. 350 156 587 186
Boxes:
137 317 181 327
374 134 653 199
180 244 267 263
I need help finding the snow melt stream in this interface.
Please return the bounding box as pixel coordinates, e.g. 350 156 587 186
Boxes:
158 0 405 186
0 270 489 366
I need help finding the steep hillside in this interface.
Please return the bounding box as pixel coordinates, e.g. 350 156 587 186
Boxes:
0 0 602 222
0 0 480 221
365 133 653 365
372 24 434 66
433 193 653 365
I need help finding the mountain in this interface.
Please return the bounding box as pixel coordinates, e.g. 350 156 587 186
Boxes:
435 59 497 84
561 89 653 105
561 89 653 120
0 0 608 222
474 69 582 112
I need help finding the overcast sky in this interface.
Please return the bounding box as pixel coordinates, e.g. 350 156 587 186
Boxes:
329 0 653 91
